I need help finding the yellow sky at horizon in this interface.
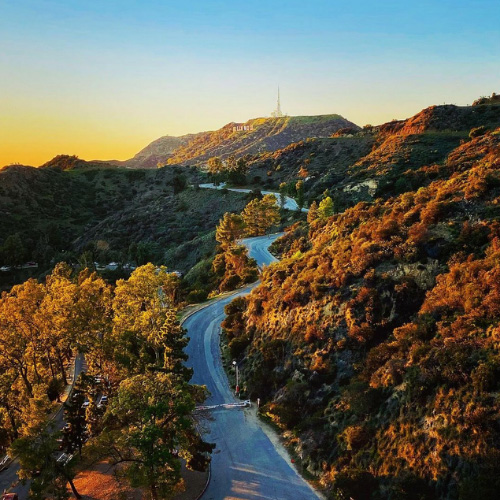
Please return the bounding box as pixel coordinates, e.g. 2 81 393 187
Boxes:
1 1 499 168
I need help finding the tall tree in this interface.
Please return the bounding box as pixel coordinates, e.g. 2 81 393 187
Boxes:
295 180 305 210
12 428 82 499
207 157 224 185
215 213 246 249
156 310 191 380
1 233 26 267
97 373 212 500
279 182 287 209
113 264 180 371
307 201 319 224
317 196 334 219
242 194 280 237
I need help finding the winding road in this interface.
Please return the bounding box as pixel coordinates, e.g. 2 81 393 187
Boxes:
2 236 320 499
184 234 321 500
198 183 309 212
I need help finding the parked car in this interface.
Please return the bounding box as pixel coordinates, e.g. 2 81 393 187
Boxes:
2 493 19 500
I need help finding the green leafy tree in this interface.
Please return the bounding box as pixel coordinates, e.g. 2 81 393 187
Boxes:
279 182 287 209
227 157 248 185
1 233 26 267
215 213 246 249
113 264 180 371
155 310 192 381
11 428 82 499
97 373 212 500
295 180 305 210
317 196 334 219
207 156 224 185
242 194 280 236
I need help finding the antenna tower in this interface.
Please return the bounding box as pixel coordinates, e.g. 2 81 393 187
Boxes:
271 86 284 118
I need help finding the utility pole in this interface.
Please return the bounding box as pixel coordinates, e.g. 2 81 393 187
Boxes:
232 360 239 396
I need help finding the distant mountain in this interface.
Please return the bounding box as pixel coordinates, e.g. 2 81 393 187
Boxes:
165 115 359 166
108 134 202 169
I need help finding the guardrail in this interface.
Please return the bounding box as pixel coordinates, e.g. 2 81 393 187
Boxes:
194 400 251 412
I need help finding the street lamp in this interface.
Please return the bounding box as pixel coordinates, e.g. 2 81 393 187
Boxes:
232 360 239 396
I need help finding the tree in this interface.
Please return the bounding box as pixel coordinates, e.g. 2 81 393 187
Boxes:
97 373 212 500
295 181 305 210
172 174 187 194
279 183 287 209
1 233 26 267
113 264 180 371
63 375 90 456
154 310 192 381
36 264 77 387
12 428 82 499
207 157 224 185
307 201 319 224
317 196 334 219
242 194 280 236
73 270 113 375
227 157 248 185
298 165 309 178
215 213 246 249
0 279 46 398
214 245 258 292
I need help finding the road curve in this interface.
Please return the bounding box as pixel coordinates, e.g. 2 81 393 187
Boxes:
198 183 309 213
184 234 321 500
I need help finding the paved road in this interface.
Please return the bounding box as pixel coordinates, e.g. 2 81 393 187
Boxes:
199 183 309 212
240 234 281 269
0 354 86 499
184 234 321 500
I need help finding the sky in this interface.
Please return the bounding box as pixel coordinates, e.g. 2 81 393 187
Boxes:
1 0 499 166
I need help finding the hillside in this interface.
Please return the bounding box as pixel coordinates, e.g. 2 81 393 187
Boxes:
165 115 359 166
108 133 201 169
0 164 249 290
38 154 120 170
239 101 500 207
224 127 500 498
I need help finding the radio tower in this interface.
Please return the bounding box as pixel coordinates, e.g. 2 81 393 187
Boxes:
271 86 284 118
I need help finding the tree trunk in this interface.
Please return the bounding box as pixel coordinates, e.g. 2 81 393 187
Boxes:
56 349 68 385
19 367 33 398
46 349 56 378
32 352 41 383
67 476 82 499
150 484 158 500
4 401 19 438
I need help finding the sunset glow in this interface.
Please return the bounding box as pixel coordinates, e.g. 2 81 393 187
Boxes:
1 0 499 165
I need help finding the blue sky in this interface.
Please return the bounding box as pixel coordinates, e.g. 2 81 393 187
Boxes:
1 0 499 165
